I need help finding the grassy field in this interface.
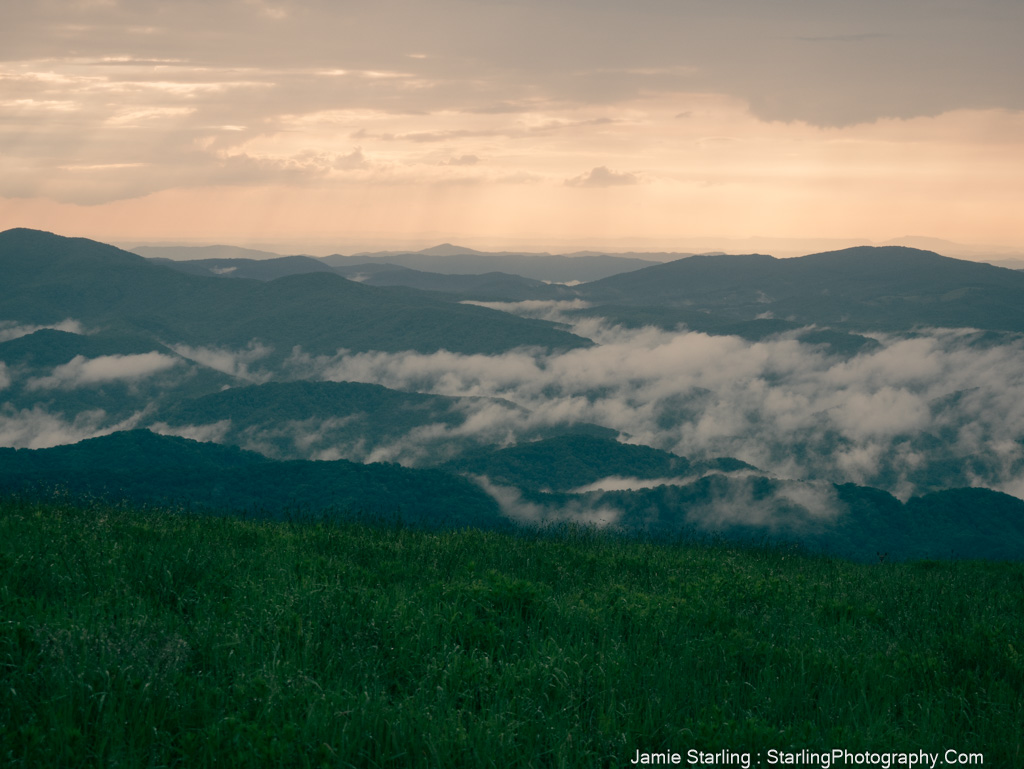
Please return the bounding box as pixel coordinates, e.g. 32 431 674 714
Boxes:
1 497 1022 768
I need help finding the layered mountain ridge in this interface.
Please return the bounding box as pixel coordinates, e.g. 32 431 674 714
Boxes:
3 228 1024 562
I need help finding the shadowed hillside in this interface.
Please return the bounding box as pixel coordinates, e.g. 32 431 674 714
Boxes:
578 246 1024 333
0 228 589 356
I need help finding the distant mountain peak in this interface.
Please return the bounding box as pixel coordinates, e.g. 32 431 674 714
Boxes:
415 243 490 256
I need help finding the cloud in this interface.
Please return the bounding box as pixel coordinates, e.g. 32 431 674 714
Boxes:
0 319 86 342
571 469 758 494
5 0 1024 254
146 393 530 466
354 400 528 465
462 299 593 323
2 0 1024 220
564 166 638 188
6 303 1022 536
478 470 841 535
572 476 693 493
332 147 368 170
5 1 1023 130
0 405 145 449
27 353 180 390
170 342 273 382
795 33 891 44
286 315 1024 499
680 477 844 533
443 154 479 166
150 420 233 444
473 475 622 528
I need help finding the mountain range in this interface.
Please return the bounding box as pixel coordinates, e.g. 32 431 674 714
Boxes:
135 239 1024 334
134 243 666 284
3 227 1024 562
0 228 587 356
574 246 1024 334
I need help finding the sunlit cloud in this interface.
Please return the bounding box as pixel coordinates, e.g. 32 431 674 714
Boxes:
1 1 1023 246
565 166 640 188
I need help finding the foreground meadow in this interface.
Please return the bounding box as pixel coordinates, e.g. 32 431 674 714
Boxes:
1 498 1022 767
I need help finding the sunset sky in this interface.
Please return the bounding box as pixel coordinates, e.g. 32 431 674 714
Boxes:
2 0 1023 254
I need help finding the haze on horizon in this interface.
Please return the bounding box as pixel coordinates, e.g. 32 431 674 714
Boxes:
2 0 1023 253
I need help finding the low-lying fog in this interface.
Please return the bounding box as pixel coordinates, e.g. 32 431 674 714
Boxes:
3 302 1023 501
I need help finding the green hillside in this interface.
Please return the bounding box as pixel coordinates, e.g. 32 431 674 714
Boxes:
1 500 1020 767
445 434 752 492
0 431 502 528
4 431 1020 562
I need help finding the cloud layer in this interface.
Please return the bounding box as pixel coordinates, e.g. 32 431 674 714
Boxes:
294 310 1024 499
3 2 1024 247
0 405 145 450
3 303 1023 503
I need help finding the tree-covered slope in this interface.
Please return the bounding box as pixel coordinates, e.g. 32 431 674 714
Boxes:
320 250 660 283
0 228 589 355
506 477 1024 562
445 434 752 492
151 380 538 462
0 430 502 527
577 246 1024 333
149 254 338 281
0 328 177 368
2 430 1022 561
331 264 575 301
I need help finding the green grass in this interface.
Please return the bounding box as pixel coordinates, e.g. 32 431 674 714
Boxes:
1 498 1022 768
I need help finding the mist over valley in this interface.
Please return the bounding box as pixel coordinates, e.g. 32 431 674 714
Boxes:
3 227 1024 562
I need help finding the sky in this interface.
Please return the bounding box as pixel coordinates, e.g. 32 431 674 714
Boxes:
2 0 1023 253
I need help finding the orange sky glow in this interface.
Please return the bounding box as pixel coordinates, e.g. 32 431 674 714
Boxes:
2 1 1023 255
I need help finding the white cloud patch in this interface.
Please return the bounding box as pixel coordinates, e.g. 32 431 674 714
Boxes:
150 420 233 444
565 166 639 188
473 475 622 528
683 478 844 533
571 471 758 494
359 402 526 465
462 299 592 323
147 396 530 466
27 352 179 390
0 319 86 342
171 342 272 382
0 406 145 449
443 154 479 166
0 363 10 391
572 476 688 493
